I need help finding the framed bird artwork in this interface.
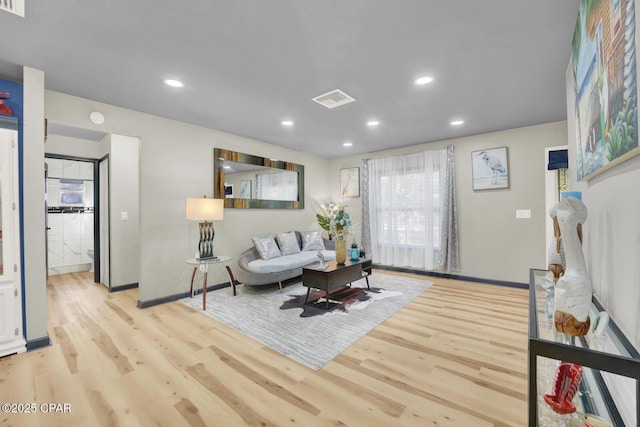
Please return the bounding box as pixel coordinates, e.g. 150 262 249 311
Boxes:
471 146 509 190
340 167 360 197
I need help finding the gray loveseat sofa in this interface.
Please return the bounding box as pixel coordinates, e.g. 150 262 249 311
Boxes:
236 231 336 287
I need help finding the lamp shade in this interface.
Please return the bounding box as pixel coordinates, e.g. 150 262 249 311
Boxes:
186 198 224 221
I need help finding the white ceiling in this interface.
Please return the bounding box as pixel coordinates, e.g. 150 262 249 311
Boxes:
0 1 579 158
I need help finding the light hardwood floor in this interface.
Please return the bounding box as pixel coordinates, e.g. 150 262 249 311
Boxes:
0 270 529 426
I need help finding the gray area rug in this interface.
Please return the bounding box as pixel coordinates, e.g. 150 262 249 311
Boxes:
180 272 433 370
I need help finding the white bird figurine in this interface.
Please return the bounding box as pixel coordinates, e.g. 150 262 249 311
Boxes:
479 151 506 185
554 196 591 336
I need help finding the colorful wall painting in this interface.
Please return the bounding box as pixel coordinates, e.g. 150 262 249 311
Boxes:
572 0 639 180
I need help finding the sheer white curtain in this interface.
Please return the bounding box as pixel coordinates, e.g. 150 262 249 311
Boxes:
367 149 447 269
255 171 298 201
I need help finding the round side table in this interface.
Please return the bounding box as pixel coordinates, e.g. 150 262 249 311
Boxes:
184 256 236 310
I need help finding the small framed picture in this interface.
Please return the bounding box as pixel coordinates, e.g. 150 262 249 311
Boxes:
239 180 252 198
224 183 234 198
340 167 360 197
471 147 509 190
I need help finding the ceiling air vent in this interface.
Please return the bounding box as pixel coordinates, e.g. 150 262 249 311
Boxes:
0 0 25 17
312 89 356 109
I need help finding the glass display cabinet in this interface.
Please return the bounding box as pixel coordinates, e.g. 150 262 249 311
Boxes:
529 268 639 426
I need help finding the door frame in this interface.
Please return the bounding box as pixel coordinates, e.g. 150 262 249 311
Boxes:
544 145 568 266
98 155 110 288
44 154 102 283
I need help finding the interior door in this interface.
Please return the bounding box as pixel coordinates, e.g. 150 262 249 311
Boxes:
0 125 26 356
99 157 110 288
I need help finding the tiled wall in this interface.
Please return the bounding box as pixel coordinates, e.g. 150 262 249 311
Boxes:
47 213 93 273
47 158 93 180
46 158 94 275
47 158 94 206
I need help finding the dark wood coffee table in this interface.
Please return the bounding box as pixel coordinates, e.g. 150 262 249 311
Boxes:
302 258 372 308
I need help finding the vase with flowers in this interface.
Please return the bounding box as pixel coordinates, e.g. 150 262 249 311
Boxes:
316 201 352 265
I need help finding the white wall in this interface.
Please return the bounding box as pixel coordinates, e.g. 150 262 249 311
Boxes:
108 134 140 287
329 121 569 284
22 67 47 342
45 133 103 159
579 159 640 349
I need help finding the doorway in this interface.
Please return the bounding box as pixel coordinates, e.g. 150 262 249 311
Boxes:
44 124 139 293
99 156 110 288
45 155 102 284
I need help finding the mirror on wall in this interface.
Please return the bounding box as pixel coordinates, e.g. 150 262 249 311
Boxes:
214 148 304 209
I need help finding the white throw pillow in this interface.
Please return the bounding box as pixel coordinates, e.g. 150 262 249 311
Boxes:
251 233 282 260
276 231 301 255
300 230 325 251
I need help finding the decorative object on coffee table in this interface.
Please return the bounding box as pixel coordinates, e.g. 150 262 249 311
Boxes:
349 242 359 261
315 200 353 241
335 238 346 265
316 250 327 269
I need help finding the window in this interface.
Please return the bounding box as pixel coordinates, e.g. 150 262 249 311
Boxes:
377 170 440 247
368 149 446 269
255 171 298 201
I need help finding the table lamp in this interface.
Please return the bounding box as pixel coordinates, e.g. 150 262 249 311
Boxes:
186 197 224 259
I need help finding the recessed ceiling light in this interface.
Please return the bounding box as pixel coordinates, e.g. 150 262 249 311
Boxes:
415 76 434 85
164 79 183 88
343 142 353 147
450 120 464 126
281 120 294 126
367 120 380 127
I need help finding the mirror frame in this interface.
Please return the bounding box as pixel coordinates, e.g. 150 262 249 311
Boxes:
214 148 304 209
